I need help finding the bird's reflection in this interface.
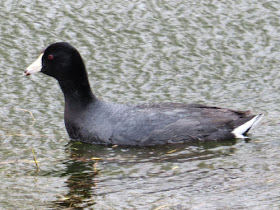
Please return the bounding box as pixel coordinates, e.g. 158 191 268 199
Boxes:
53 138 238 208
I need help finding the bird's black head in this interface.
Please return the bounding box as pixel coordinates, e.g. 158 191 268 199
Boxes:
25 42 88 82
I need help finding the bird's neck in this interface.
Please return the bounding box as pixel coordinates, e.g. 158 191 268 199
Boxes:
58 79 97 110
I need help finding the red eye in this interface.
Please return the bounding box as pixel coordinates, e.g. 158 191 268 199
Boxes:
48 54 54 60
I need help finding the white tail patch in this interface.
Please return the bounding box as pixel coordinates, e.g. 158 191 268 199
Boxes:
232 114 264 138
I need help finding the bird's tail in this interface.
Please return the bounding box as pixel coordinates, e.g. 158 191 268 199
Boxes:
232 114 264 138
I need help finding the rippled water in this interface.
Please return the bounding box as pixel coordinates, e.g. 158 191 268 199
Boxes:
0 0 280 209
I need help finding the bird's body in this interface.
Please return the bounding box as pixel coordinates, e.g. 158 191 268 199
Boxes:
25 42 262 146
65 99 257 146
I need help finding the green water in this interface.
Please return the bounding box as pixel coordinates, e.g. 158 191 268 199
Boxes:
0 0 279 209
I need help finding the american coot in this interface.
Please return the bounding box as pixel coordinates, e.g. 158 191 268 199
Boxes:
24 42 263 146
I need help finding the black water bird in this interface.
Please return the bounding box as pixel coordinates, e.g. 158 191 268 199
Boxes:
24 42 263 146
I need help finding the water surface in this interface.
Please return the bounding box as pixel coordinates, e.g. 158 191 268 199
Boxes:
0 0 280 209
